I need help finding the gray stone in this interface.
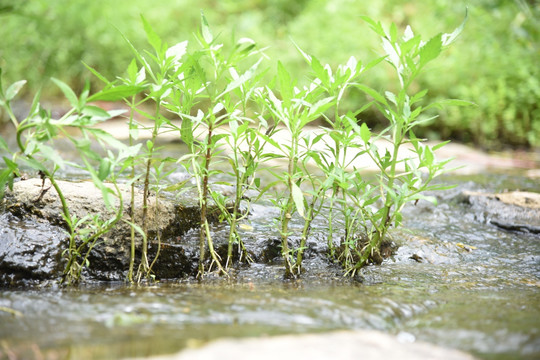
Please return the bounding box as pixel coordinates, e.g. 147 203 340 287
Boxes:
126 330 477 360
0 213 67 285
460 190 540 233
0 178 215 283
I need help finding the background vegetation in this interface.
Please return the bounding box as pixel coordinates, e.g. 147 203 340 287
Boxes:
1 0 538 148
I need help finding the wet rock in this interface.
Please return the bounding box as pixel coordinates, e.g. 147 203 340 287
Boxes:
0 213 67 285
0 178 221 284
460 190 540 234
127 330 478 360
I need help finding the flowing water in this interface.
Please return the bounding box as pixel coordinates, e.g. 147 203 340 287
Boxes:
0 171 539 360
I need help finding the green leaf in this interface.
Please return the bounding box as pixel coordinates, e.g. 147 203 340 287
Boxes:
360 123 371 143
442 8 468 46
364 55 387 72
89 128 127 149
360 16 386 37
51 78 78 108
5 80 26 101
200 11 213 44
141 15 162 53
0 136 8 151
39 144 65 169
385 91 397 106
431 140 451 151
87 85 146 102
18 157 46 172
389 22 398 42
410 89 428 105
218 58 262 99
308 97 335 118
2 156 17 170
28 87 42 117
355 84 388 105
0 163 17 200
277 61 292 108
127 59 138 83
419 34 442 68
291 181 305 219
83 62 111 85
98 158 112 181
181 117 194 148
82 105 112 119
424 146 434 165
166 40 189 63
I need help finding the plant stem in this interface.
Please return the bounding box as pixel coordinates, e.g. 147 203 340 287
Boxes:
127 95 137 284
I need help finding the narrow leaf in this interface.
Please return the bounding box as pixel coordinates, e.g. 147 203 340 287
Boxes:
277 61 292 108
442 8 468 46
200 11 213 44
83 62 110 85
82 105 111 119
432 140 451 151
355 84 388 105
51 78 78 108
88 85 146 102
419 34 442 67
180 117 194 148
141 15 162 53
360 123 371 143
5 80 26 101
291 182 305 218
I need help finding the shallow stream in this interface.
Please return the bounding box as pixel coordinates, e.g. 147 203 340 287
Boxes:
1 171 539 360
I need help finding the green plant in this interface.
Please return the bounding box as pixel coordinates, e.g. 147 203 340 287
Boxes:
0 10 471 283
258 61 335 277
334 13 471 274
0 71 142 284
168 14 267 277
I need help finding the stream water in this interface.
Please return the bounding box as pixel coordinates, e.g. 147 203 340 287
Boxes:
0 171 539 360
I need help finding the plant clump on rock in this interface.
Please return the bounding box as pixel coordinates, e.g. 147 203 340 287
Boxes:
0 11 470 285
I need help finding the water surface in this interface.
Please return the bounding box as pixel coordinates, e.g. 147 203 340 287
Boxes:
0 172 539 360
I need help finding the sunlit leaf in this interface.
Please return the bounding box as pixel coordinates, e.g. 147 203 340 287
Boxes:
51 78 78 108
166 40 189 63
360 123 371 143
181 117 194 148
98 158 112 181
355 84 388 105
200 11 213 44
308 97 335 118
218 58 262 99
82 62 110 85
141 15 162 53
277 61 292 108
291 181 305 218
419 34 442 67
442 8 468 46
0 137 8 151
5 80 26 101
431 140 451 151
360 16 386 37
88 85 146 102
82 105 111 119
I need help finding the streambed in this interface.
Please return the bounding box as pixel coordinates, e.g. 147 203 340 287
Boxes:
0 170 539 360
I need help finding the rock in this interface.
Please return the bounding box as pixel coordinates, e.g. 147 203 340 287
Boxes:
126 330 477 360
460 190 540 233
0 178 222 284
0 213 67 285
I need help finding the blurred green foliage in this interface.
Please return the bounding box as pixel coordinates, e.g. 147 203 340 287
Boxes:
0 0 538 148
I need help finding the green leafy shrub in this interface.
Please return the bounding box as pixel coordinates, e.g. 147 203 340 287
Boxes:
1 11 469 282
